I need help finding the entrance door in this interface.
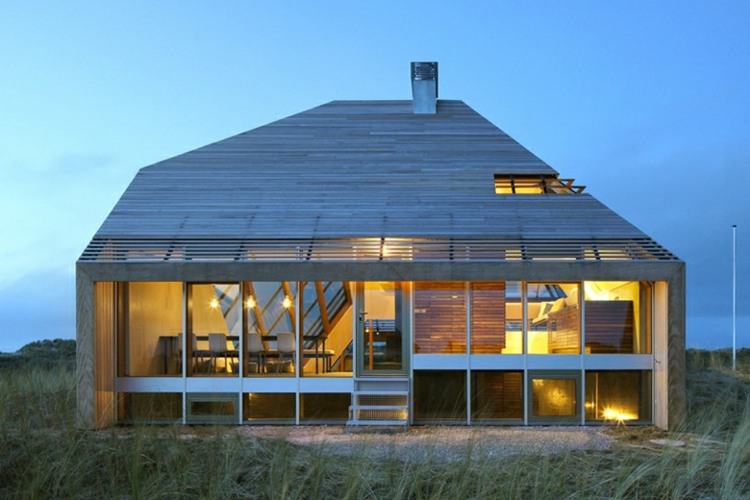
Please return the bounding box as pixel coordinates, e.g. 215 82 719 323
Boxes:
356 282 407 375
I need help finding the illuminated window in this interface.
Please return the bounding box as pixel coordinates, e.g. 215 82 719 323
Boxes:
494 174 585 194
585 371 651 423
584 281 652 354
528 371 581 423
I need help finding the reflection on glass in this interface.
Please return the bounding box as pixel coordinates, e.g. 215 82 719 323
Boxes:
362 282 404 372
119 393 182 422
414 282 466 354
526 283 580 354
300 281 353 377
531 377 578 417
244 282 296 376
471 371 523 421
189 284 240 376
244 393 295 422
585 371 651 423
300 393 350 422
469 282 502 354
413 370 467 423
119 282 183 376
584 281 651 354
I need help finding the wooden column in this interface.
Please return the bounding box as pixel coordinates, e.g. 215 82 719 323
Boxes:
76 267 95 429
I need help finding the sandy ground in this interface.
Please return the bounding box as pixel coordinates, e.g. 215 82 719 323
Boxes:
235 425 615 461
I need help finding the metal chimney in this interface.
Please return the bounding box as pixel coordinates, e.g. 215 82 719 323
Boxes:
411 62 438 114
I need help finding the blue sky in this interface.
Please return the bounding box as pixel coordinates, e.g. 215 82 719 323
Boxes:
1 1 748 351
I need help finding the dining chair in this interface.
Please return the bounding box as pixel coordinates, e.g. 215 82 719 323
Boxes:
247 332 265 374
276 332 296 373
208 333 238 373
192 334 213 373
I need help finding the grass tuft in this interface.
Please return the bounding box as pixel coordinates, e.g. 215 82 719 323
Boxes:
2 348 750 498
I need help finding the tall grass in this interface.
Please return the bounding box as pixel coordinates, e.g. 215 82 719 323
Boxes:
1 350 750 498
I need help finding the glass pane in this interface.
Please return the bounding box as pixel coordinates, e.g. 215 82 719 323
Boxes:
531 377 578 418
471 371 523 421
301 282 353 377
300 393 350 422
244 393 295 422
585 371 652 423
504 282 523 353
120 282 183 376
119 393 182 422
189 284 240 376
186 394 238 424
584 281 651 354
414 282 466 354
362 282 403 372
243 282 296 377
470 282 510 354
527 283 580 354
413 371 467 423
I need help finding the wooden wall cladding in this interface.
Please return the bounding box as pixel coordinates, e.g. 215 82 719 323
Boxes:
470 282 506 354
414 282 467 353
94 281 115 427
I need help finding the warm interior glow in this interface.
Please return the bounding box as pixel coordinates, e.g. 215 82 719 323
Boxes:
282 295 293 309
209 297 220 309
602 407 637 423
246 295 256 309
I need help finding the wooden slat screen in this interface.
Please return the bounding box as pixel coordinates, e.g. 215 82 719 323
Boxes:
585 301 634 353
414 282 467 353
471 371 523 420
547 305 581 354
470 282 506 354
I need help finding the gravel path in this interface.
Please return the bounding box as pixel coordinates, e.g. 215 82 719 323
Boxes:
237 425 614 461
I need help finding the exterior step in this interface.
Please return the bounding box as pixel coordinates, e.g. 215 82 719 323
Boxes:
348 377 410 426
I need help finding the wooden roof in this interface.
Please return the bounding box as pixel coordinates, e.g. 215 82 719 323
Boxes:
83 100 677 262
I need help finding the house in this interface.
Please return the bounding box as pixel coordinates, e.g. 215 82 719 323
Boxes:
76 62 685 429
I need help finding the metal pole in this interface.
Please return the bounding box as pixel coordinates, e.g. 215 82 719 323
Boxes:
733 224 737 371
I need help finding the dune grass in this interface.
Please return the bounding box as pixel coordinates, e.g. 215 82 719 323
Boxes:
0 349 749 498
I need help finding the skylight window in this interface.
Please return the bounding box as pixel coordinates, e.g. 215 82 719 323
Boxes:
494 174 585 194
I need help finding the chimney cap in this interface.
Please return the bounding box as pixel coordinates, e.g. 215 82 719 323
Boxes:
411 62 438 97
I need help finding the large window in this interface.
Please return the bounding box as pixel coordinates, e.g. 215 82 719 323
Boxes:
584 281 651 354
118 282 183 376
470 282 505 354
188 283 241 376
414 282 466 354
300 281 353 376
244 282 296 377
526 283 580 354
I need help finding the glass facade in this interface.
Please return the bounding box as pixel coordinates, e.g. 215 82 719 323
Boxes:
112 279 657 426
